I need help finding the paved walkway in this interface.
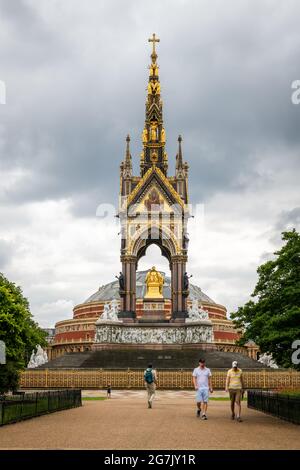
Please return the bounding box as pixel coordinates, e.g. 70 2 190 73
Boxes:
82 390 229 399
0 391 299 450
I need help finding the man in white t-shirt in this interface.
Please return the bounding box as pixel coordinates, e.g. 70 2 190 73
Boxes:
192 358 213 420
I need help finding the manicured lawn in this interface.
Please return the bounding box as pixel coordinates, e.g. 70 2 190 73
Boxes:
209 397 247 401
278 391 300 398
82 397 107 401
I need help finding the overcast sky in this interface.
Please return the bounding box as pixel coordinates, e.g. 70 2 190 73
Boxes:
0 0 299 327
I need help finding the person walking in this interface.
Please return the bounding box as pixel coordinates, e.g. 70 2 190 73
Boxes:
144 364 157 408
192 358 213 420
225 361 245 422
107 384 112 399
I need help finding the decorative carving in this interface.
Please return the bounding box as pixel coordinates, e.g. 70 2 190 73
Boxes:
124 166 184 209
161 128 166 143
95 322 213 344
143 302 164 310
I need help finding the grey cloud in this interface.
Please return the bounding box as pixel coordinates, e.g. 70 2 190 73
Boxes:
0 0 69 67
0 0 300 212
0 0 300 326
268 207 300 245
259 251 275 263
275 207 300 229
257 207 300 259
0 239 13 269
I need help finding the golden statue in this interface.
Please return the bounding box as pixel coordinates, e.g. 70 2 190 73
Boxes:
150 150 158 162
148 81 160 96
161 128 166 143
142 128 148 143
154 82 161 94
149 64 159 76
145 266 164 299
150 122 157 141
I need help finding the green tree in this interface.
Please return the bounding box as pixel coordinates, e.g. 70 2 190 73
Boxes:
0 273 47 393
231 229 300 369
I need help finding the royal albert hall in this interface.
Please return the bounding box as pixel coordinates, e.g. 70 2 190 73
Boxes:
49 272 257 360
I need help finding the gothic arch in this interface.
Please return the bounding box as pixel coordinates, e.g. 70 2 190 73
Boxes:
130 225 179 263
118 224 187 319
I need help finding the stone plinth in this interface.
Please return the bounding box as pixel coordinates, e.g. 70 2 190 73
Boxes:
141 299 166 322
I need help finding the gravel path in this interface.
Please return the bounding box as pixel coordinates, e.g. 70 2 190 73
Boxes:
0 392 299 450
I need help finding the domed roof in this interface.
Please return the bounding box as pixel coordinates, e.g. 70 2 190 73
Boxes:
84 271 216 305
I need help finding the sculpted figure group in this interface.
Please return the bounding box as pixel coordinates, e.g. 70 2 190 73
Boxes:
187 299 209 322
95 323 213 345
97 299 120 323
27 345 48 369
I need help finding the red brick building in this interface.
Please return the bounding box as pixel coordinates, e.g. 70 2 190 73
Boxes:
49 271 257 360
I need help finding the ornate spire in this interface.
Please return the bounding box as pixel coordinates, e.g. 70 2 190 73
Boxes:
176 135 183 170
140 34 168 176
123 134 132 177
175 135 189 200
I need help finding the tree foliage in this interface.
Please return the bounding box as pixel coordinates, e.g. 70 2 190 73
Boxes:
0 273 47 393
231 230 300 369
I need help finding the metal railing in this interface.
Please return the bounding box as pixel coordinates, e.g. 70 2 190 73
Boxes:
247 390 300 425
20 368 300 390
0 389 82 426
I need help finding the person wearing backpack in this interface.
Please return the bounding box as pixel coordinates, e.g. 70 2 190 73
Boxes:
144 364 157 408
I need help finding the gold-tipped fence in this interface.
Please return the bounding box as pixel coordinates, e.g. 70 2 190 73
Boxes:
20 369 300 390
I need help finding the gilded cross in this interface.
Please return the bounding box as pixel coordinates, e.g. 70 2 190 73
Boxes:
148 33 160 55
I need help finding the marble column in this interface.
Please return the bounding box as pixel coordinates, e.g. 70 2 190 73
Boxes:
171 255 188 321
119 256 137 320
